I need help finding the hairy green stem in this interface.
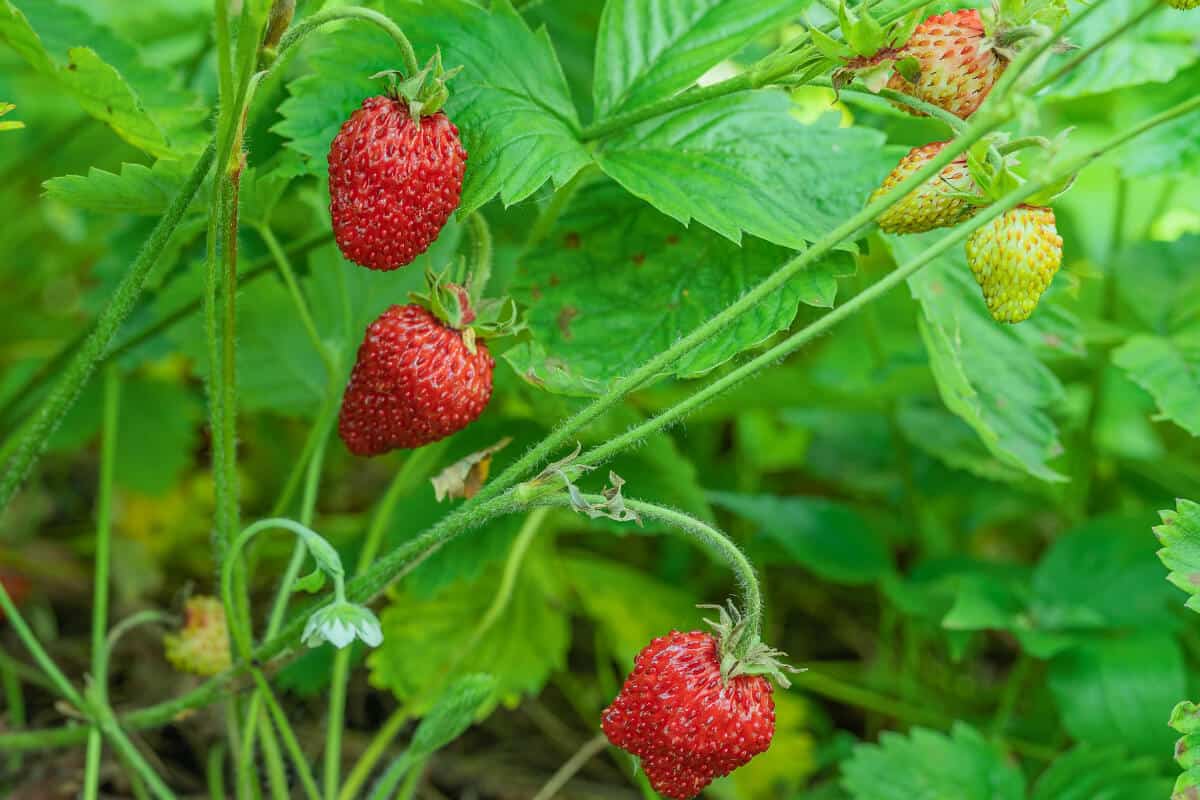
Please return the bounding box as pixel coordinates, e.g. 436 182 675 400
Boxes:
807 78 967 132
252 670 322 800
277 6 419 76
337 706 410 800
83 367 120 800
530 734 608 800
540 496 762 642
0 142 214 513
258 224 335 375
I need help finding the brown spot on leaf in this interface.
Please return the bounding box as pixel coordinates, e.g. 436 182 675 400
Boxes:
632 252 645 267
557 306 578 339
549 274 560 287
666 234 679 246
564 232 581 249
67 63 77 71
531 285 542 301
1043 334 1062 349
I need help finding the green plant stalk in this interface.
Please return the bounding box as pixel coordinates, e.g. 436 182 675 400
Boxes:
256 713 290 800
0 646 24 771
806 78 966 132
531 733 608 800
258 224 335 375
240 392 337 796
5 14 1192 754
325 443 446 799
337 706 410 800
208 744 228 800
367 753 421 800
276 6 419 76
252 670 322 800
540 496 762 641
91 701 179 800
0 142 214 513
83 367 120 800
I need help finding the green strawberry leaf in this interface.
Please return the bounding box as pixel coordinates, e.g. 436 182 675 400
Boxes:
896 404 1029 483
1154 498 1200 614
0 0 206 157
709 492 892 583
42 159 205 215
367 537 568 714
508 179 852 393
597 91 899 249
895 234 1069 482
1112 332 1200 436
841 723 1025 800
1048 633 1184 757
592 0 810 120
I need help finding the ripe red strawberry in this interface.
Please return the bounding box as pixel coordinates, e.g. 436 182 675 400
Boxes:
328 95 467 271
887 9 1006 119
965 205 1063 323
338 303 493 456
602 630 776 799
870 141 978 234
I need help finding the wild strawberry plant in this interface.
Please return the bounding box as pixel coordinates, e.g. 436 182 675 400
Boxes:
0 0 1199 797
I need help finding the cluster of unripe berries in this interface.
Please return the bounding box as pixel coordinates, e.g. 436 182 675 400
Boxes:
866 9 1064 324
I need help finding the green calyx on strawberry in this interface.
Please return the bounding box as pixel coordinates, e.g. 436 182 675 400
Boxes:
409 267 523 355
371 49 463 120
954 131 1076 210
810 0 926 92
700 602 801 688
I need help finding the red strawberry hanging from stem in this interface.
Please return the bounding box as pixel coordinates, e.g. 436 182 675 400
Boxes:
338 264 522 457
602 604 798 800
328 54 467 272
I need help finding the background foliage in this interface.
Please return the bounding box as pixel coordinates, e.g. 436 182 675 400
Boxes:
1 0 1200 797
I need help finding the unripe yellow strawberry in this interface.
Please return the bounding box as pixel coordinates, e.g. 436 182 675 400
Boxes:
1168 0 1198 9
870 141 979 234
164 596 231 677
965 205 1063 324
